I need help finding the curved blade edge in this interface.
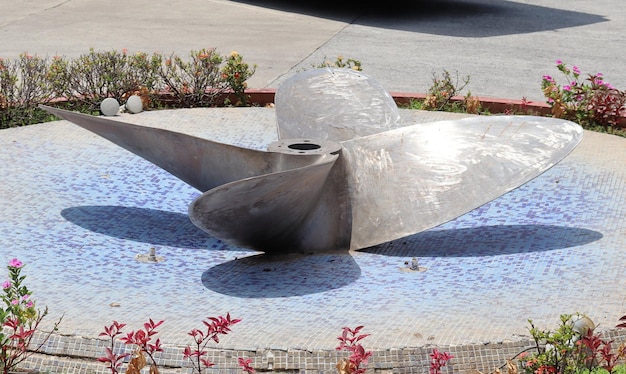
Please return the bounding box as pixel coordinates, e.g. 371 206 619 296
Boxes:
189 153 351 253
342 115 584 250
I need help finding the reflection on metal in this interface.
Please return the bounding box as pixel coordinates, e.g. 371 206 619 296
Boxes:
40 68 583 254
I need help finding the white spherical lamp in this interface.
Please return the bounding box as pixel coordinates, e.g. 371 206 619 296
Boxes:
100 98 120 116
125 95 144 114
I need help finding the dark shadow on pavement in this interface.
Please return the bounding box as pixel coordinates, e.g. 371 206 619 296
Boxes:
201 252 359 297
231 0 607 37
60 205 241 250
361 225 603 257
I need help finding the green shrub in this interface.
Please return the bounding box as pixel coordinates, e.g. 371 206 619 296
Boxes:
516 314 626 374
405 69 483 114
0 48 257 128
156 48 226 108
0 53 56 128
221 51 256 106
315 55 362 71
47 49 161 111
542 61 626 131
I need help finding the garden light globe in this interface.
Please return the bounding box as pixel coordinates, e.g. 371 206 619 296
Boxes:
125 95 143 114
100 98 119 116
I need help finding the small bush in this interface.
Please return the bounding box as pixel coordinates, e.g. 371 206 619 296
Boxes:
221 51 257 106
0 48 257 128
0 258 62 373
511 314 626 374
98 314 251 374
407 69 483 114
542 61 626 131
51 50 149 110
157 48 226 108
0 53 56 128
315 55 362 71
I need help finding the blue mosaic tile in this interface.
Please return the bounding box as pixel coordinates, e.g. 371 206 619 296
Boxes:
1 108 625 360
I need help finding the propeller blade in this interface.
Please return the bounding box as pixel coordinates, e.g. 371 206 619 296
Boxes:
41 103 353 253
341 115 583 250
40 105 311 192
275 68 402 142
189 151 352 253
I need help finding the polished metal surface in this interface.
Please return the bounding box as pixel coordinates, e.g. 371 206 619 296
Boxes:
339 115 582 250
40 68 583 254
275 68 403 141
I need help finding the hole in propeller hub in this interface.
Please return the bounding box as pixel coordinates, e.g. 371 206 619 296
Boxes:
288 143 321 151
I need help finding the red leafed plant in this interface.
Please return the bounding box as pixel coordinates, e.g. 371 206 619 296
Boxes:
578 330 625 373
336 326 372 374
541 60 626 131
0 258 63 374
98 314 253 374
429 348 454 374
97 320 129 374
183 313 244 374
238 357 256 374
98 319 164 374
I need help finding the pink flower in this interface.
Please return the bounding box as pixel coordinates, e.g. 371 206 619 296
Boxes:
563 85 571 91
542 75 554 83
2 280 10 289
572 66 580 75
556 60 562 65
8 258 23 268
25 301 33 308
11 299 19 305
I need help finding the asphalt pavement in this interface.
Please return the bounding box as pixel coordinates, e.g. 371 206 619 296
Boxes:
1 0 624 102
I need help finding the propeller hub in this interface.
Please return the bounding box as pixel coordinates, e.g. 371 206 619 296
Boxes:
268 138 342 156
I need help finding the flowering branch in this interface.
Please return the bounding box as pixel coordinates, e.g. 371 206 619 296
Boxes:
336 326 372 374
542 60 625 129
98 319 164 374
183 313 242 374
0 258 62 374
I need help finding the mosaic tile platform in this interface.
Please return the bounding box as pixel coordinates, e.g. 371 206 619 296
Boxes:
1 107 625 373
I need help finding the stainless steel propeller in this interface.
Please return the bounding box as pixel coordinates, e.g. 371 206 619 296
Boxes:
40 68 583 254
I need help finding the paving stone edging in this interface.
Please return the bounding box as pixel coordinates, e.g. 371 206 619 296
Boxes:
16 329 626 373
